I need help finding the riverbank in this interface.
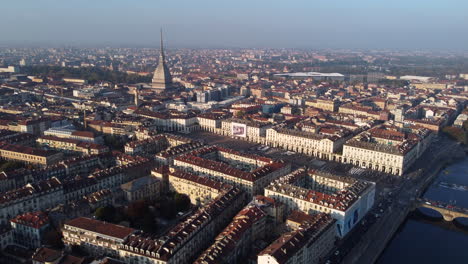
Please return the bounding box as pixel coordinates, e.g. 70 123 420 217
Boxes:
378 155 468 264
341 139 466 264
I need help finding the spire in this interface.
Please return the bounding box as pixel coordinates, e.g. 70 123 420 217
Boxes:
160 28 164 59
152 28 173 91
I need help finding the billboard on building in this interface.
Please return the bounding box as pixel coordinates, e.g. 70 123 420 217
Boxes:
232 123 247 137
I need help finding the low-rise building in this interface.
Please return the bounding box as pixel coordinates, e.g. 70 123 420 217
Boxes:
10 211 50 249
120 176 160 202
306 99 339 112
37 135 109 155
124 135 167 155
0 141 63 166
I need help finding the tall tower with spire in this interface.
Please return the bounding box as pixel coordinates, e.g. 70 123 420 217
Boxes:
152 29 173 91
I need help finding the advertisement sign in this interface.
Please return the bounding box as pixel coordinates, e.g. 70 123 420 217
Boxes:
232 123 247 137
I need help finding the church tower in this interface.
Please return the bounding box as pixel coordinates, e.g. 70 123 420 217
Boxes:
152 29 173 91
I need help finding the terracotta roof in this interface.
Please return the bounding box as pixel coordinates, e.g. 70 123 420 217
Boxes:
65 217 135 240
11 211 49 229
71 130 95 138
32 247 61 262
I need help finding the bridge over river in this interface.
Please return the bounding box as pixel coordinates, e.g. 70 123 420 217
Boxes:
413 198 468 222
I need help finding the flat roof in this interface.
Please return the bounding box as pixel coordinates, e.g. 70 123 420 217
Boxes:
274 72 344 77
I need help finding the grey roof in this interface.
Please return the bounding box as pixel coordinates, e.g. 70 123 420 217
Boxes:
121 176 159 192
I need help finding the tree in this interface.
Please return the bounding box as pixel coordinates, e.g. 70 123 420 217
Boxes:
43 229 64 248
139 213 157 233
104 135 127 151
126 200 148 221
94 205 116 222
159 199 176 219
442 126 467 145
174 193 191 212
236 110 246 118
20 65 151 84
0 160 24 172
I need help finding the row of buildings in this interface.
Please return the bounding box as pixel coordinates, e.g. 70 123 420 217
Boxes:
62 167 246 264
58 163 371 264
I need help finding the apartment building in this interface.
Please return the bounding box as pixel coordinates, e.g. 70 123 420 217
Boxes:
265 168 375 237
152 167 231 206
0 142 63 166
258 213 336 264
62 217 137 258
173 146 291 196
119 186 245 264
266 127 350 160
342 126 432 175
0 177 63 224
305 98 339 112
194 196 284 264
37 135 109 155
10 211 50 249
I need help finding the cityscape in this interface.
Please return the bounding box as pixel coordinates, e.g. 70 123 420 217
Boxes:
0 1 468 264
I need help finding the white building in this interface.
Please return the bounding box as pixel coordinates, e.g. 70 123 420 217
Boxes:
265 168 375 237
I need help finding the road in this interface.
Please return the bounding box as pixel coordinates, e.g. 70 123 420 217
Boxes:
180 131 465 264
339 135 463 264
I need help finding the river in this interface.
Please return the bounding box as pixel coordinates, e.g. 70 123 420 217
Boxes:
377 156 468 264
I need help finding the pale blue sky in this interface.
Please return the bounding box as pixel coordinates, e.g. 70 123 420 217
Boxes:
1 0 467 50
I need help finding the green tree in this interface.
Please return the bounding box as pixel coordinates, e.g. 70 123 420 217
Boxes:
236 110 246 118
139 213 157 233
43 229 64 248
174 193 191 212
104 135 127 151
442 126 467 145
125 200 148 221
0 160 24 172
94 205 116 222
160 199 176 219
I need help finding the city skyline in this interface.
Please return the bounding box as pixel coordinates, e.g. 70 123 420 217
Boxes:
1 0 468 51
0 1 467 263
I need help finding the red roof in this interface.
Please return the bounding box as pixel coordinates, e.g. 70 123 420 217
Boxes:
11 211 49 229
71 131 95 138
65 217 135 239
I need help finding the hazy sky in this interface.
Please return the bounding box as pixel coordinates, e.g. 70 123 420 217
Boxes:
1 0 467 50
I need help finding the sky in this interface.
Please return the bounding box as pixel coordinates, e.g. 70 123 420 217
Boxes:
1 0 467 50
